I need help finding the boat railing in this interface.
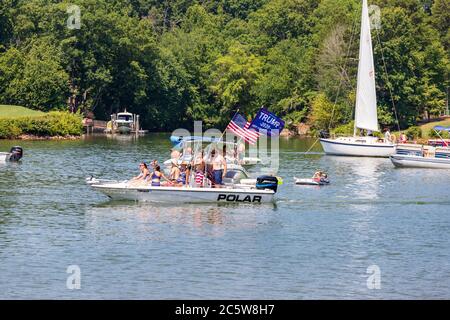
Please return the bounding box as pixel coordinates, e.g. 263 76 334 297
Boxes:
435 147 450 159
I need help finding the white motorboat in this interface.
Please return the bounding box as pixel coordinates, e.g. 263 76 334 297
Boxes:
320 0 395 157
0 146 23 163
87 176 278 203
115 111 134 134
390 144 450 169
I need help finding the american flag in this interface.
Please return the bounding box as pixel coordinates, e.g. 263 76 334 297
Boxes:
226 113 260 144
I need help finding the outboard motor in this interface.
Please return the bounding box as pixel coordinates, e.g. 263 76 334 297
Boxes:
319 130 330 139
256 175 278 192
9 146 23 162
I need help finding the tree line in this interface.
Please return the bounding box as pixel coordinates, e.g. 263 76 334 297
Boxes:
0 0 448 131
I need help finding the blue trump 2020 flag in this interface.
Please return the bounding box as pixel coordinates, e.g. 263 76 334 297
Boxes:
249 108 285 136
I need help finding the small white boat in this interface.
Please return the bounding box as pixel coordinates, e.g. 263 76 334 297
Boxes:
294 177 330 186
87 176 277 203
390 144 450 169
319 0 395 157
0 146 23 162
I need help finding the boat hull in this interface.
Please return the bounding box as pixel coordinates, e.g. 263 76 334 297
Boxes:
390 154 450 169
320 138 395 157
117 125 132 134
0 152 11 162
91 183 275 203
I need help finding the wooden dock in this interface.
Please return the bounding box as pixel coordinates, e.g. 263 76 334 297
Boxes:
83 119 108 133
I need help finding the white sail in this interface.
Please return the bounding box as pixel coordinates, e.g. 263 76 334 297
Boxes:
354 0 378 132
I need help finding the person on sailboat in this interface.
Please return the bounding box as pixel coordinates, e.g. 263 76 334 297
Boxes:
384 128 392 142
399 132 407 144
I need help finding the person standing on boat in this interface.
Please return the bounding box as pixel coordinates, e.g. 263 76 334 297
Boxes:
384 128 392 143
210 148 227 188
194 150 206 187
169 159 180 181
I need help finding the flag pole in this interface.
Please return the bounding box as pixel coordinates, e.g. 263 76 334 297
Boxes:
218 108 240 143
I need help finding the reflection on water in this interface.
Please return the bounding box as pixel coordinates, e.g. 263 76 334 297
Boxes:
0 135 449 299
86 202 278 241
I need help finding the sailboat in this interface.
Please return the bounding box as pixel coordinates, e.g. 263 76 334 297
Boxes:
320 0 395 157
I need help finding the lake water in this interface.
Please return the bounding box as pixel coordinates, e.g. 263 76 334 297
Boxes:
1 134 449 299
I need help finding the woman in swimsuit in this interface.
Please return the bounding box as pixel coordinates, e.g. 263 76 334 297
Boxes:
173 163 190 186
131 162 151 183
150 165 170 186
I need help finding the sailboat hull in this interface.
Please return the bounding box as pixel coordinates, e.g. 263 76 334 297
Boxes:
320 138 395 157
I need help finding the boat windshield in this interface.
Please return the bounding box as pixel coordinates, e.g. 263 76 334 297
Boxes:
117 114 132 121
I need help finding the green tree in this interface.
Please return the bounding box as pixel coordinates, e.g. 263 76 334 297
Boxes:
0 38 69 110
209 43 263 118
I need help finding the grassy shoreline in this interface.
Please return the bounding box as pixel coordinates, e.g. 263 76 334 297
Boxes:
0 105 83 139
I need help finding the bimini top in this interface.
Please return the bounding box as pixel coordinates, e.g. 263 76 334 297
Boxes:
434 126 450 132
170 135 229 147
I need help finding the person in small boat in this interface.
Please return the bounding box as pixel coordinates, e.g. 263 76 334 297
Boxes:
312 170 328 183
131 162 151 183
150 165 170 186
384 128 392 142
312 171 323 182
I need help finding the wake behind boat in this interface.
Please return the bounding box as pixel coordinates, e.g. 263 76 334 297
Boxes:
319 0 395 157
87 176 278 203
